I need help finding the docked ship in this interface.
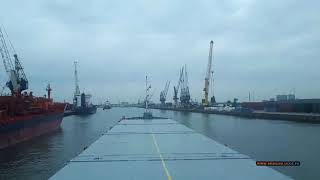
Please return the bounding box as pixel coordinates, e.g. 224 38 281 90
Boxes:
72 62 97 115
103 100 111 110
0 86 66 149
0 28 66 149
73 93 97 114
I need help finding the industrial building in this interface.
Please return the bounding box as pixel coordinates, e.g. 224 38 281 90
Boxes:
242 99 320 113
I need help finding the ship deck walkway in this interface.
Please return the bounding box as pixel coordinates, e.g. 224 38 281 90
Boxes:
50 118 292 180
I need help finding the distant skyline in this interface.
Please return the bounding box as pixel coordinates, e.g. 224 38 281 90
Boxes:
0 0 319 104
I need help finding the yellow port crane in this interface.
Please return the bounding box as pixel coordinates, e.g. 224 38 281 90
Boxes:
202 40 215 106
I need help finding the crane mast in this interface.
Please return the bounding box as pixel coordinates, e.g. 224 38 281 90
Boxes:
73 61 81 107
143 75 153 119
0 27 28 95
74 61 80 96
202 40 214 106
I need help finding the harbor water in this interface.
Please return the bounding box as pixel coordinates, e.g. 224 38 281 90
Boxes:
0 107 319 180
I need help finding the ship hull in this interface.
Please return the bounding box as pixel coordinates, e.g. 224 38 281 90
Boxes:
0 112 64 150
74 106 97 115
103 105 111 110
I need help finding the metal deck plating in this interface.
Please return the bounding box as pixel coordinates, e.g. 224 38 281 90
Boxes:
51 118 292 180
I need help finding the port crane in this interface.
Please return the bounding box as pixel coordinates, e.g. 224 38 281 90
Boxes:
202 40 215 106
160 80 170 105
0 27 28 95
143 76 153 118
145 87 155 104
173 66 184 107
180 64 190 107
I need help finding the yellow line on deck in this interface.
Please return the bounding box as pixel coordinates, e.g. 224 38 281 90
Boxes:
151 131 173 180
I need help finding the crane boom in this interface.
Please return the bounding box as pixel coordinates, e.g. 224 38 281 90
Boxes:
202 40 214 106
0 27 28 94
177 67 184 91
0 28 14 73
164 80 170 98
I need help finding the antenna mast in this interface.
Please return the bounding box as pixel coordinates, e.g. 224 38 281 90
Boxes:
143 75 153 119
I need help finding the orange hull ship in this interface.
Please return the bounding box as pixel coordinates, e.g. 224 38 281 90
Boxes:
0 27 66 149
0 93 66 149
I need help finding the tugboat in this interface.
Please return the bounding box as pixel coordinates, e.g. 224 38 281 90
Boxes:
0 28 66 149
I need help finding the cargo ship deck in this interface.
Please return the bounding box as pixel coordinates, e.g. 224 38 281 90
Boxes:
50 118 292 180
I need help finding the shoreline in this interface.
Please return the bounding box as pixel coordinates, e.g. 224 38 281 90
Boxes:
150 107 320 123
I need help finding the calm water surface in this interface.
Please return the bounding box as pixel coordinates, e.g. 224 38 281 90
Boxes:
0 107 319 180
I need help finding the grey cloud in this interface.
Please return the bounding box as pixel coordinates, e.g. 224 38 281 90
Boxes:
0 0 319 103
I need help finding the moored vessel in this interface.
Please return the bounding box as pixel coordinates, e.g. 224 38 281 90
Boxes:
103 100 111 110
0 91 66 149
73 92 97 115
72 62 97 115
0 28 66 149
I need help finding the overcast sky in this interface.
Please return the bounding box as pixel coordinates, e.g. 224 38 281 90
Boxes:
0 0 319 103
